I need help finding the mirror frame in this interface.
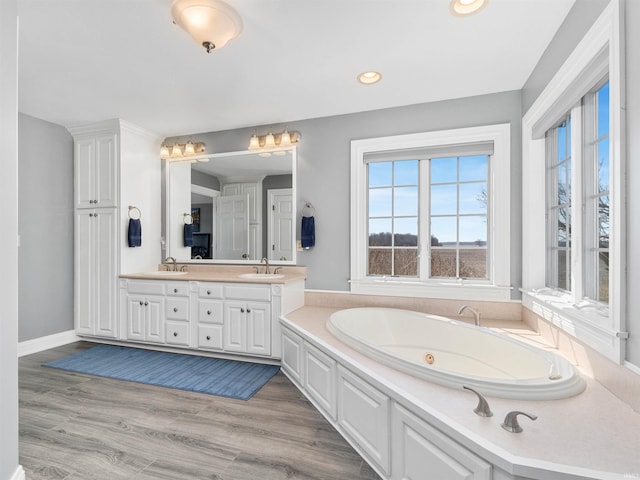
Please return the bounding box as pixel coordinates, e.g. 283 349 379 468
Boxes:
165 147 297 265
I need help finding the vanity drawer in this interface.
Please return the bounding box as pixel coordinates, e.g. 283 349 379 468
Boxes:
198 284 224 299
126 281 164 296
166 321 189 346
166 298 189 321
166 283 189 297
198 300 223 324
224 284 271 301
198 324 223 350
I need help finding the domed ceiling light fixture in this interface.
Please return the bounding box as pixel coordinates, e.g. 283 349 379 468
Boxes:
450 0 487 16
171 0 243 53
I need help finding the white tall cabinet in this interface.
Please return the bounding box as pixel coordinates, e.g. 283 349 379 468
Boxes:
70 119 161 339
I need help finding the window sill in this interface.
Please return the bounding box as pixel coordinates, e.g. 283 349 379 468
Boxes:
521 288 626 363
349 278 513 301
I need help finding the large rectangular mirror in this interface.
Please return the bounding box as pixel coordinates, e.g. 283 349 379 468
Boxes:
166 148 296 264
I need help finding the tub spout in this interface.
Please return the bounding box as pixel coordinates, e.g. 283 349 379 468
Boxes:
463 386 493 417
501 411 538 433
458 305 480 326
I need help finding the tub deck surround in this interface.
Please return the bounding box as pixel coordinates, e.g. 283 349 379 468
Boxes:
282 306 640 479
120 265 307 283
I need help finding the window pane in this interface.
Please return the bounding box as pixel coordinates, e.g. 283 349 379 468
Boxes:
368 249 391 275
431 157 457 184
556 207 569 244
557 163 568 205
431 249 457 277
598 137 610 193
394 217 418 246
369 188 392 217
394 160 418 186
369 219 391 246
599 195 609 248
431 184 457 215
459 249 487 278
394 186 418 216
459 216 487 245
597 82 610 138
557 121 567 162
557 249 568 290
598 251 609 303
395 249 418 276
369 162 392 188
459 155 487 182
431 216 456 244
459 183 487 215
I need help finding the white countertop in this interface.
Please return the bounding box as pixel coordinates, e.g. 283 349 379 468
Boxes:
283 306 640 480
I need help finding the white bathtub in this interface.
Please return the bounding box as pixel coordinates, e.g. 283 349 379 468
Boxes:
327 307 585 400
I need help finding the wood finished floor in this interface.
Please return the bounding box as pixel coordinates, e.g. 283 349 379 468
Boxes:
19 342 381 480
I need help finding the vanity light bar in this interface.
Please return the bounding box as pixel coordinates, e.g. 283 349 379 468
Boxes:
160 141 206 160
248 129 300 154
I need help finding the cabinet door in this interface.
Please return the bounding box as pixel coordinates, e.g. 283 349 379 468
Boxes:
281 328 304 385
75 210 95 335
224 301 246 352
126 295 146 341
145 296 164 343
75 138 96 209
392 403 491 480
246 302 271 355
304 343 337 420
94 209 118 337
94 133 118 207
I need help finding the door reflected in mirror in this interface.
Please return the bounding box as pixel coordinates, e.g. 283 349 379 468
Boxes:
167 148 297 264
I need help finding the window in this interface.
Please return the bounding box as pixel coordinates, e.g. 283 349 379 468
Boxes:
351 124 511 301
522 1 624 363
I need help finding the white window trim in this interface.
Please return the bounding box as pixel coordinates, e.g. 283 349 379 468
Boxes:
522 1 626 363
350 124 511 301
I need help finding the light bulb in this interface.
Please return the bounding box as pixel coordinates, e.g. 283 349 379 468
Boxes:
184 141 196 156
264 132 276 149
170 144 183 158
248 133 260 151
160 145 170 159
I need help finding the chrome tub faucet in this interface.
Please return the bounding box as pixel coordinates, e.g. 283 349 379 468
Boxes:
458 305 481 326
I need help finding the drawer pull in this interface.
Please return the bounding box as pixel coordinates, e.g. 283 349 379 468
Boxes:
173 307 178 312
241 308 245 313
144 301 148 306
207 310 212 315
139 301 143 306
174 288 178 293
207 290 211 295
173 332 178 337
206 335 211 341
247 308 251 313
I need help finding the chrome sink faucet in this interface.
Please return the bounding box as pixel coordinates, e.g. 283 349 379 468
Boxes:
261 257 270 274
164 256 177 271
458 305 480 326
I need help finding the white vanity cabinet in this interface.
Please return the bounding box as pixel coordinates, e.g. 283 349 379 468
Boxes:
122 281 165 343
75 208 118 338
196 283 224 351
72 119 162 342
164 283 190 347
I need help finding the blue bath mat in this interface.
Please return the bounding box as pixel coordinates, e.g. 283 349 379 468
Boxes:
43 345 280 400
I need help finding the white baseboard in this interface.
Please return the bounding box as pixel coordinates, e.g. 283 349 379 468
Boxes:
18 330 80 357
10 465 25 480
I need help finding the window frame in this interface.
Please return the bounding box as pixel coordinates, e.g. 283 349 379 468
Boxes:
351 124 511 301
522 1 626 363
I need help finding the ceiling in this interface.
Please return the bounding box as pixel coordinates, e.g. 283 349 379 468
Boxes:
17 0 575 138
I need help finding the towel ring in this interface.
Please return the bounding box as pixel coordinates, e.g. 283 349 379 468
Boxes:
183 213 193 225
302 202 316 217
128 206 141 220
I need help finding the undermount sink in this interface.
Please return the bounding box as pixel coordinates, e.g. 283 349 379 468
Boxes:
142 271 188 276
238 273 285 279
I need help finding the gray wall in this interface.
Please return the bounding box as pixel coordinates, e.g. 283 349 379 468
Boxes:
168 91 523 294
18 113 75 342
1 0 20 476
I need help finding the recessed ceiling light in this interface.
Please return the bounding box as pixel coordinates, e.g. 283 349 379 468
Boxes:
450 0 487 16
358 71 382 85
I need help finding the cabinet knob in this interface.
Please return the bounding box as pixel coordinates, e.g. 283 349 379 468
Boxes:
241 308 245 313
139 301 143 306
173 307 178 312
94 213 98 217
174 288 178 293
173 332 178 337
207 290 211 295
207 310 212 315
206 335 211 341
144 301 148 306
247 308 251 313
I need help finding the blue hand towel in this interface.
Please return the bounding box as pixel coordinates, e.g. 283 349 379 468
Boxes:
128 218 142 247
184 223 194 247
301 216 315 249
